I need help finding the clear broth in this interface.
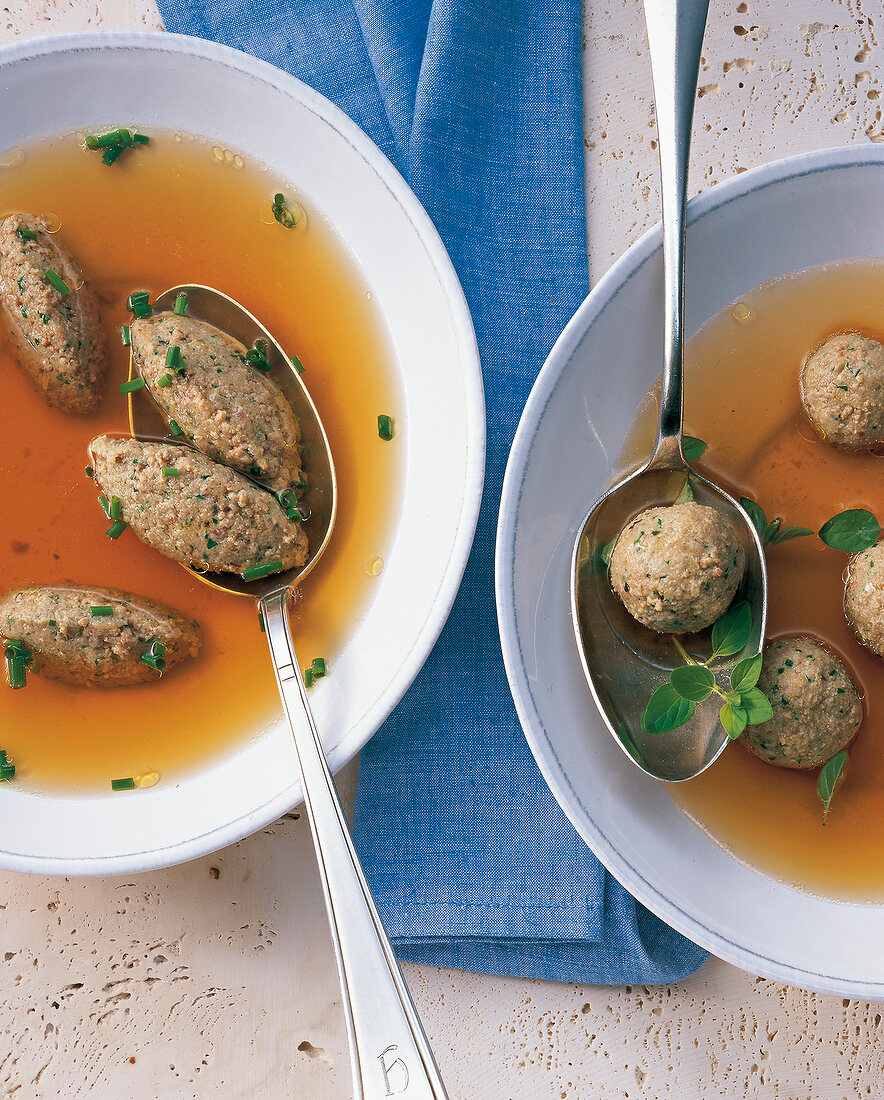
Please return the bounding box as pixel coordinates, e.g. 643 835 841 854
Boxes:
623 259 884 901
0 131 399 792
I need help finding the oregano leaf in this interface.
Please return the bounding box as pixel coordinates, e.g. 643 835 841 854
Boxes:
766 524 813 546
682 436 707 463
818 509 881 553
674 477 694 505
670 664 715 702
710 601 751 658
642 684 695 733
720 702 747 739
739 496 768 543
741 687 774 725
730 652 763 693
818 750 848 824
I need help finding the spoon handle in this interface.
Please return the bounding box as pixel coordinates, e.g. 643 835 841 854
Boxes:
644 0 709 456
261 589 450 1100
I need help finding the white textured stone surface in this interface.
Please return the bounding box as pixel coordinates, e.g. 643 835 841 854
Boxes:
2 1 884 1097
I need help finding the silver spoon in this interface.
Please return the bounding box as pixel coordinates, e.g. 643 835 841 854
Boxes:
569 0 767 783
129 285 449 1100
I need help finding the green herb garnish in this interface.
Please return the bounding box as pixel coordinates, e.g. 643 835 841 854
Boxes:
641 603 772 736
110 496 122 521
173 293 188 316
139 640 166 674
682 436 707 462
168 419 182 436
85 465 94 479
290 354 305 374
165 345 183 372
126 291 152 318
43 269 70 297
90 606 113 617
86 129 148 167
106 519 128 540
246 340 272 372
111 777 136 791
161 467 179 477
0 749 16 781
818 751 847 823
310 657 327 678
377 414 394 441
271 192 299 229
15 227 37 241
243 561 283 582
739 497 812 548
157 373 174 387
119 377 146 394
818 508 881 553
4 640 33 691
120 325 131 347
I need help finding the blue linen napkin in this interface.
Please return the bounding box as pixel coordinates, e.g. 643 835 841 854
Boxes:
158 0 708 984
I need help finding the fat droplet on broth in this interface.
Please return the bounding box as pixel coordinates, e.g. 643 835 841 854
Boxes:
0 146 25 170
732 301 753 324
134 770 160 789
42 211 62 233
365 555 384 576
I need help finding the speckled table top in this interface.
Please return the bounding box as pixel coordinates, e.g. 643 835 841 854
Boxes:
1 1 883 1096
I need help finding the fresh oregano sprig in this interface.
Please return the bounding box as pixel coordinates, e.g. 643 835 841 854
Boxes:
818 508 881 553
641 602 773 736
740 496 812 548
818 750 848 823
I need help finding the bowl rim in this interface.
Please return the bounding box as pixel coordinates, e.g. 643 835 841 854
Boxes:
0 30 485 876
497 142 884 998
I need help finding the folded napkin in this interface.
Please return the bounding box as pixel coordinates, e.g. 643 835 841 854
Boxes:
158 0 708 984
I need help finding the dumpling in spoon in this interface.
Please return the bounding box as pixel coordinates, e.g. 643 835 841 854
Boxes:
130 311 303 491
89 435 308 579
609 501 744 634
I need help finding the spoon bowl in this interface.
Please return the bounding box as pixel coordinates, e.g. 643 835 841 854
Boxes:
571 447 767 782
128 283 336 596
569 0 768 783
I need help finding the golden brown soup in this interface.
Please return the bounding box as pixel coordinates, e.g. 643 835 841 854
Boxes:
622 259 884 900
0 131 399 792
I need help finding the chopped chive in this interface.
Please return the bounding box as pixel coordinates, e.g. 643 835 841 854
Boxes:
246 340 272 372
44 269 70 297
119 377 146 394
168 418 182 436
173 292 188 316
133 133 150 145
303 668 314 687
110 496 122 520
242 560 283 582
98 495 112 518
258 611 265 633
106 519 128 539
16 226 37 241
102 145 125 167
87 129 127 149
377 414 394 441
4 640 32 690
272 193 298 229
165 345 183 371
120 324 131 347
85 465 94 479
157 373 174 387
126 291 152 318
161 467 179 477
311 657 327 678
90 605 114 617
290 354 305 374
111 777 136 791
0 760 15 781
140 640 166 674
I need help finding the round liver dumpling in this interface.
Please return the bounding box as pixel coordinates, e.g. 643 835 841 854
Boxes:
609 501 745 634
800 331 884 451
742 636 862 769
845 542 884 657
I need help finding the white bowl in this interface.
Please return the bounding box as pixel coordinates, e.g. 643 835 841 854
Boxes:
497 146 884 999
0 32 483 875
